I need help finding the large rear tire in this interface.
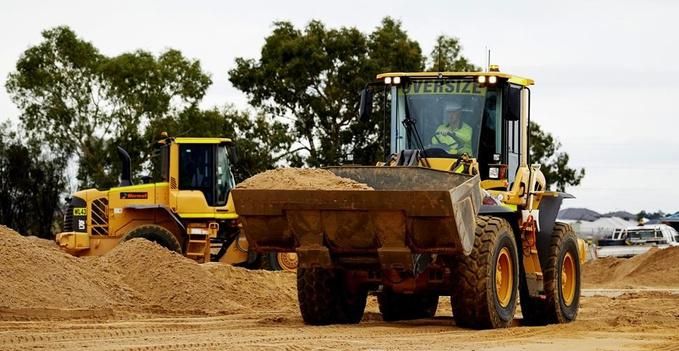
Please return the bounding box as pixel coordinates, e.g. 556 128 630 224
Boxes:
378 291 439 321
451 216 519 329
520 222 581 325
297 267 367 325
123 224 182 253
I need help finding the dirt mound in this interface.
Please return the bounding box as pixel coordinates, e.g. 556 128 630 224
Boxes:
203 263 297 313
0 233 296 319
94 239 297 314
583 246 679 288
0 224 20 236
93 239 246 314
237 168 373 190
0 231 134 311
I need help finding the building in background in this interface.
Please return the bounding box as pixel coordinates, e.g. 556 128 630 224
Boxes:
661 212 679 232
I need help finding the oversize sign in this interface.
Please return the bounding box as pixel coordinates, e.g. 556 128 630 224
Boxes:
403 80 486 96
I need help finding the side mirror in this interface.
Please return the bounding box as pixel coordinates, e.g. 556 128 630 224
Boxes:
359 88 373 121
503 85 521 121
228 144 239 164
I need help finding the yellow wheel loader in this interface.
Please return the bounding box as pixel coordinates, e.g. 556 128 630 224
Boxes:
232 67 585 328
55 135 297 271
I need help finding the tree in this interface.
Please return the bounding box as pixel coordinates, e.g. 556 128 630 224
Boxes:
426 35 479 72
6 26 211 189
229 17 423 167
0 123 66 238
357 17 424 164
529 121 585 192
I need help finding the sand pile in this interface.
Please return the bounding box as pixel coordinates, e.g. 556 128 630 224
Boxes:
0 224 20 236
0 233 296 319
0 231 135 311
583 246 679 288
237 168 373 190
94 239 296 314
203 263 297 313
92 239 246 313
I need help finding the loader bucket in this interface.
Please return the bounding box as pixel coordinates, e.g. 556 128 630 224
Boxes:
231 166 481 269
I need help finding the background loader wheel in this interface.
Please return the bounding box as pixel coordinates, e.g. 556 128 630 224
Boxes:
259 252 298 271
520 222 581 325
297 267 367 325
378 291 439 321
451 216 519 329
123 224 182 253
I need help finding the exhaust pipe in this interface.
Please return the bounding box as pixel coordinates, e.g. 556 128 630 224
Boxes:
116 146 132 186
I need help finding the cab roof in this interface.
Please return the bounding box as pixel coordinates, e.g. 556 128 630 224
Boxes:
376 71 534 87
174 137 232 144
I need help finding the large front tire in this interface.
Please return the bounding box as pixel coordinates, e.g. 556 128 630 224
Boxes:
123 225 182 253
521 222 581 325
452 216 519 329
297 268 367 325
378 291 439 321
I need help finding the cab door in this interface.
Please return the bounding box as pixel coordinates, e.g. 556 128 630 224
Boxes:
503 84 523 184
176 143 216 216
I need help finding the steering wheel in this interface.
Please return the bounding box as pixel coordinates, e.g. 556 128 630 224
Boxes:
423 144 451 158
425 143 450 151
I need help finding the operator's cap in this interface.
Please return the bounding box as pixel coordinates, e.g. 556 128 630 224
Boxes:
445 102 463 112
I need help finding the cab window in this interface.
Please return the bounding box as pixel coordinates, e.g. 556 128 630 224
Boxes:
179 144 214 205
504 84 522 183
151 144 170 182
478 91 501 178
216 145 235 206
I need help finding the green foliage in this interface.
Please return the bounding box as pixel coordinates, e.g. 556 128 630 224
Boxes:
0 123 66 238
6 26 211 189
426 35 479 72
229 17 424 166
367 18 424 73
529 121 585 192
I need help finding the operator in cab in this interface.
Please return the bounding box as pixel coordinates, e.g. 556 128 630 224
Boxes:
431 102 473 155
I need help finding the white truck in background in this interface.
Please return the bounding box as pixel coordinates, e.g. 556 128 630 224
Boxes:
596 224 679 258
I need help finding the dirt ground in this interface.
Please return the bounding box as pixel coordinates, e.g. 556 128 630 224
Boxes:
1 227 678 350
1 292 678 351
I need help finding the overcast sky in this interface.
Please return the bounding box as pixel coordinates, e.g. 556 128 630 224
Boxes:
1 0 677 214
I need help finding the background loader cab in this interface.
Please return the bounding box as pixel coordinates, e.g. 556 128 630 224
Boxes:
57 135 268 267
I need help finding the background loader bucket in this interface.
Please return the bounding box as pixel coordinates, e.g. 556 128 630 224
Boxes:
231 166 481 269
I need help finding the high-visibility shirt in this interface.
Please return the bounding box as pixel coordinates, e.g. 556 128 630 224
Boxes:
431 122 473 155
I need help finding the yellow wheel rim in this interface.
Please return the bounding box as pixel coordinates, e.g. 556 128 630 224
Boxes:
277 252 298 272
561 252 576 306
495 247 513 308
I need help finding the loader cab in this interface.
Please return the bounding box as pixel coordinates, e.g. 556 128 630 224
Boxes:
155 137 237 210
368 70 533 185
